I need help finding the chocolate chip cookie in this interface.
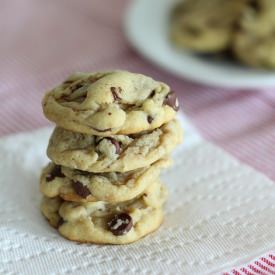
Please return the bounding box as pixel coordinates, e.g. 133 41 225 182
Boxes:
41 181 167 244
40 159 170 203
233 0 275 68
42 71 179 136
170 0 246 52
47 119 182 173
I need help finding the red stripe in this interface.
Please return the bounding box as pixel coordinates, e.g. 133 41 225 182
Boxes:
255 261 275 274
261 257 275 267
225 254 275 274
248 264 267 275
240 267 255 275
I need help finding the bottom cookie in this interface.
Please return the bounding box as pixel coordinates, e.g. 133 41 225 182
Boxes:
41 181 167 244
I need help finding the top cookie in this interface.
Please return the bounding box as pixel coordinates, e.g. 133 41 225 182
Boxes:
42 71 179 136
170 0 246 52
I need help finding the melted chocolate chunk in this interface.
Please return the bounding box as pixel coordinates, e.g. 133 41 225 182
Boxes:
233 21 242 32
147 115 154 124
107 213 133 236
75 170 91 176
57 218 65 228
72 181 91 198
163 91 179 111
97 137 121 154
107 138 121 154
111 87 122 101
74 95 87 103
59 86 87 103
248 0 261 12
46 165 64 182
70 82 84 93
150 90 156 98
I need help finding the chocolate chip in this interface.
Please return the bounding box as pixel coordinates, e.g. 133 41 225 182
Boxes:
100 138 121 154
248 0 261 12
110 138 121 154
147 115 154 124
60 85 87 103
107 213 133 236
57 218 65 228
75 169 91 176
70 82 84 93
75 95 87 103
72 181 91 198
150 90 156 98
233 21 242 32
46 165 64 182
111 87 122 101
96 137 121 154
163 91 179 111
92 127 111 133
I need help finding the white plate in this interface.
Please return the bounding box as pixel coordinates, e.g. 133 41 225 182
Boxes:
124 0 275 88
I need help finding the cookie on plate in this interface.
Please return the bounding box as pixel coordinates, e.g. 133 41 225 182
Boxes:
47 119 182 173
40 158 170 203
42 71 179 136
233 0 275 68
170 0 246 52
41 181 167 244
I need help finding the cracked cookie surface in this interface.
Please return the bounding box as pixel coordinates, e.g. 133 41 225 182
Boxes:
47 119 182 173
42 71 179 135
40 159 170 203
41 181 167 244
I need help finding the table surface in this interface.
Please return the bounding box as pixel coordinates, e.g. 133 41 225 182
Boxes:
1 0 275 273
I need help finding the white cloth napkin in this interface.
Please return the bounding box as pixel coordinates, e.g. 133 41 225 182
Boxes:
1 116 275 275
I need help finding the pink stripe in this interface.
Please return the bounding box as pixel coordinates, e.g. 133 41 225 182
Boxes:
226 253 275 274
255 261 275 274
248 264 267 275
261 257 275 268
240 267 254 275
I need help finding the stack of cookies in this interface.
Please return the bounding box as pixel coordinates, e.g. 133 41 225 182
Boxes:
170 0 275 68
40 71 182 244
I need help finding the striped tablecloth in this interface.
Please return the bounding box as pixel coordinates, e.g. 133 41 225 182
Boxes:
1 0 275 273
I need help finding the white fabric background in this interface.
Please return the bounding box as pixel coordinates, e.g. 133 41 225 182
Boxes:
0 116 275 275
